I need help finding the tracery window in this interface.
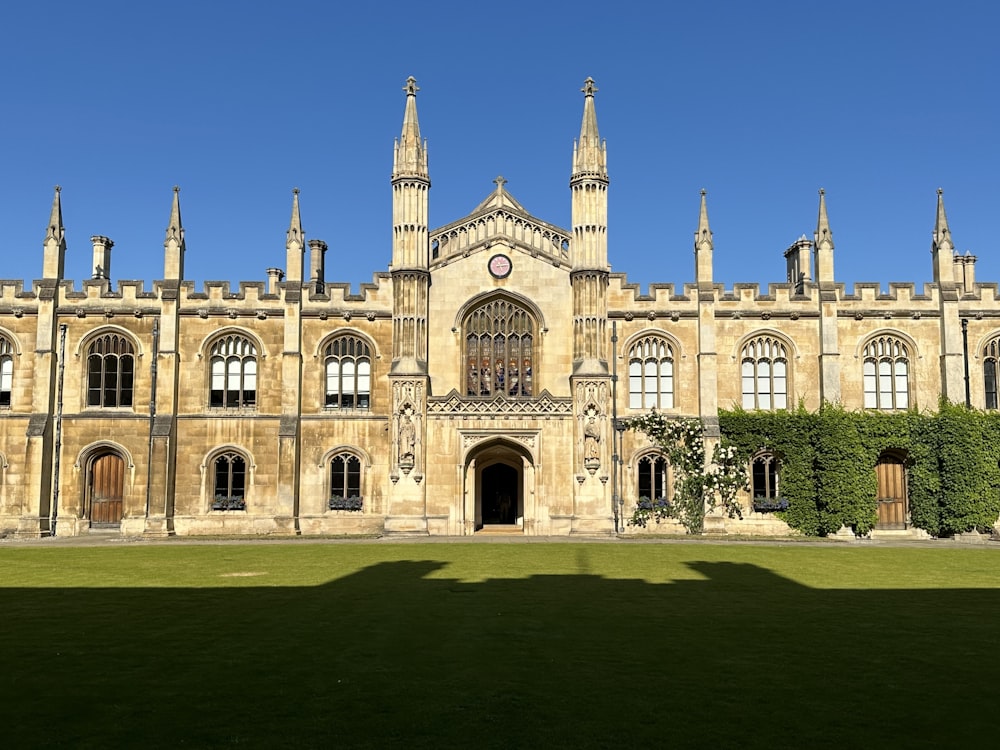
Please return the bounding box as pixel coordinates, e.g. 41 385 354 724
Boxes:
0 336 12 408
212 451 247 510
210 334 257 409
637 454 671 501
330 452 363 507
464 297 534 398
86 333 135 408
324 335 371 409
628 336 674 409
863 336 909 410
741 336 787 410
984 338 1000 410
751 452 780 501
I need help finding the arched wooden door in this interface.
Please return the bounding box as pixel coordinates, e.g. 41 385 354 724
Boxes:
89 453 125 525
875 453 907 530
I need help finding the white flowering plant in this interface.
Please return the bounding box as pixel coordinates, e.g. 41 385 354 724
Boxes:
626 412 748 533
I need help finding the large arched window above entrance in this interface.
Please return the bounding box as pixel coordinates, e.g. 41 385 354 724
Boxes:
628 335 674 410
86 332 135 408
464 297 535 398
863 335 909 410
324 335 372 409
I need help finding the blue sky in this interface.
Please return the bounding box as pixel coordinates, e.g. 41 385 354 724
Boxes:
1 1 996 294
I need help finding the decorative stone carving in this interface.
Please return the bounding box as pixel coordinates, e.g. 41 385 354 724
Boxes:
426 389 572 416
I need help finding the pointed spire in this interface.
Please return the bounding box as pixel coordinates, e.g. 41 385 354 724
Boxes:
287 187 303 246
284 188 305 284
933 187 953 253
45 185 64 244
573 78 608 180
164 186 184 247
694 189 713 284
163 186 186 280
572 77 608 180
42 185 66 279
813 189 836 284
815 188 834 250
696 189 713 249
393 76 428 179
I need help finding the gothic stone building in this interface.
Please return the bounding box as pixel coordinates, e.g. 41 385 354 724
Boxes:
0 78 991 538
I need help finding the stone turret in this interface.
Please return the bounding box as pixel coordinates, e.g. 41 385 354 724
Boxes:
570 77 609 374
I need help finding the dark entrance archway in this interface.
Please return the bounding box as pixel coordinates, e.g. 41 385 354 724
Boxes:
481 462 519 525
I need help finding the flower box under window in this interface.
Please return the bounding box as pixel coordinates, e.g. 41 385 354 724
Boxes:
752 497 789 513
211 496 246 511
329 495 363 512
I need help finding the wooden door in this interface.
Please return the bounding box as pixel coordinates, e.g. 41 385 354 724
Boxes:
876 455 907 529
90 453 124 525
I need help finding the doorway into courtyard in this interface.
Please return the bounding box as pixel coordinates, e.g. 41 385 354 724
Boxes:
481 462 519 525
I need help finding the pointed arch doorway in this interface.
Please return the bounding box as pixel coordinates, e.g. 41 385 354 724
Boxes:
88 452 125 526
464 437 536 534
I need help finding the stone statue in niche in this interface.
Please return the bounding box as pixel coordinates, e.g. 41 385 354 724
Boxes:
399 404 416 472
583 405 601 472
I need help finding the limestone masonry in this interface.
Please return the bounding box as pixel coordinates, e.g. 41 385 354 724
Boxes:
0 78 989 537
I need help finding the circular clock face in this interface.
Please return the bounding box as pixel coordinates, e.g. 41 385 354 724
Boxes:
488 254 512 279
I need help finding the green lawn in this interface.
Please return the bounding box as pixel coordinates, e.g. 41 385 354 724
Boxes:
2 542 998 748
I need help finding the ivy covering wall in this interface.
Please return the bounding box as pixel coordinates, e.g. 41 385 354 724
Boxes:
718 401 1000 537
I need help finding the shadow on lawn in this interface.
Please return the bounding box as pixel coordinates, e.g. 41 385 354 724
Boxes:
3 560 998 749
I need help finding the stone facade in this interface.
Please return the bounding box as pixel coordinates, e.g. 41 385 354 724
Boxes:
0 78 992 538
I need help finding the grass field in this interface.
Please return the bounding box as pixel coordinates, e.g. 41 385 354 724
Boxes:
2 541 999 748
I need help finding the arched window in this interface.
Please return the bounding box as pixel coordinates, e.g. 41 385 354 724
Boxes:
86 333 135 408
210 335 257 409
751 452 780 501
329 452 363 510
212 451 247 510
984 338 1000 410
741 336 788 410
863 336 909 410
0 336 12 408
324 335 371 409
464 297 534 398
637 454 671 501
628 336 674 409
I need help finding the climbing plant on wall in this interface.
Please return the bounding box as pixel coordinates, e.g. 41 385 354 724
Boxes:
719 401 1000 537
626 412 747 534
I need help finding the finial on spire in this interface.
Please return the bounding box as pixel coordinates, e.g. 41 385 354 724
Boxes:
404 76 419 96
581 77 598 97
494 175 507 193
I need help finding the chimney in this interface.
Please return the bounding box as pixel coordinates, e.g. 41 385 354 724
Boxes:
308 239 327 295
91 235 114 281
266 267 285 295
